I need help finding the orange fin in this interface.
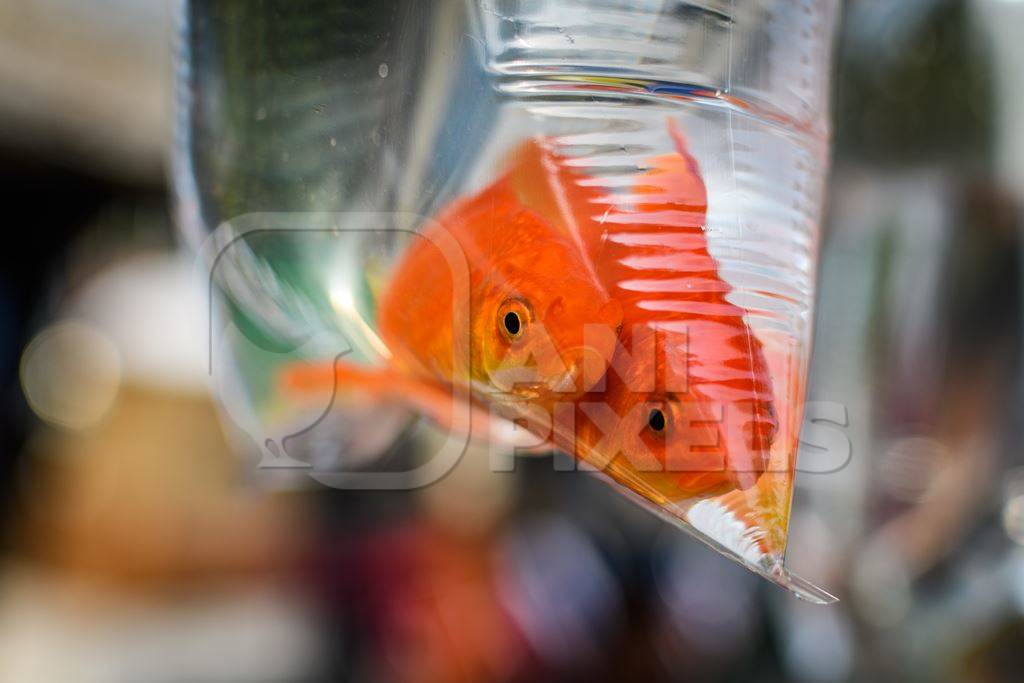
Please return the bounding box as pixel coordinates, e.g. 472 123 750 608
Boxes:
628 120 707 215
498 137 610 265
279 359 543 449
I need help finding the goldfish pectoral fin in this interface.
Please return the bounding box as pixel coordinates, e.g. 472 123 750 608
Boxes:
279 359 526 447
269 359 416 465
279 360 342 396
279 358 401 404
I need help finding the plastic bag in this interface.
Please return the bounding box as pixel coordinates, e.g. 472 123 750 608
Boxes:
175 0 840 602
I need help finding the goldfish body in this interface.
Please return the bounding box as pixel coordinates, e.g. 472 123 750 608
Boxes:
281 167 622 443
502 122 777 500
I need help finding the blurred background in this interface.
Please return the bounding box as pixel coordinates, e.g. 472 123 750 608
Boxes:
2 0 1024 681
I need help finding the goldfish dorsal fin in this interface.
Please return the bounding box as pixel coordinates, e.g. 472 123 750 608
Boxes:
499 136 610 271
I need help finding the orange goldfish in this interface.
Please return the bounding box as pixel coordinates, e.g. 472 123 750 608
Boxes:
281 172 623 441
501 121 776 500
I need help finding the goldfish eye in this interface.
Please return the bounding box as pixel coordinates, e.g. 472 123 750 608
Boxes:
647 408 667 433
503 311 521 337
497 299 532 342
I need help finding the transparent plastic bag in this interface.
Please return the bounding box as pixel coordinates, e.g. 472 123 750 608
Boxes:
174 0 839 602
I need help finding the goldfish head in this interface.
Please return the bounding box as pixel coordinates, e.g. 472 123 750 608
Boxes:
471 206 622 408
574 331 777 501
604 389 776 500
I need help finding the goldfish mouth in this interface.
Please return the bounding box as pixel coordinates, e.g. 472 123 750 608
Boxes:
492 383 546 401
533 345 611 397
487 355 586 402
487 367 582 404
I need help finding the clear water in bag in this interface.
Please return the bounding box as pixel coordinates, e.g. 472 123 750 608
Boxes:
174 0 839 602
